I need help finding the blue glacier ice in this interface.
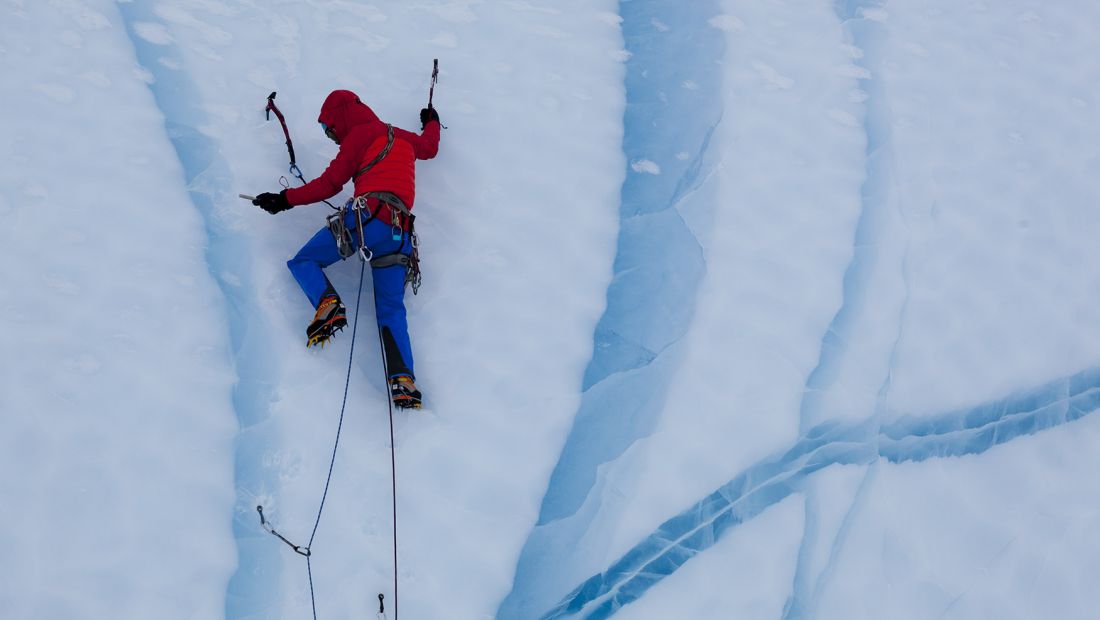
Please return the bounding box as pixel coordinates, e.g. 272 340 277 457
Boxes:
117 6 282 619
539 367 1100 619
501 1 1100 618
786 2 893 616
497 0 726 617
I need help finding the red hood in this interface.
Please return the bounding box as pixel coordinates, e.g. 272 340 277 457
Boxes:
317 90 381 142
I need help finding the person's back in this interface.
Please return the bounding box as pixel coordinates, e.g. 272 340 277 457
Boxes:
286 90 439 222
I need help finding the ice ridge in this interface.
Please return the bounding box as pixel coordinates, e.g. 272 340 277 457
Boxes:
116 6 281 618
540 367 1100 619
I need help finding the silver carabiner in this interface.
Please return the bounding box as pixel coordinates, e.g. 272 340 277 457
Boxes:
353 195 373 263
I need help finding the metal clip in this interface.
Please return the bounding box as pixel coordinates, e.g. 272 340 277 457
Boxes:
328 206 355 259
256 505 311 557
288 163 304 182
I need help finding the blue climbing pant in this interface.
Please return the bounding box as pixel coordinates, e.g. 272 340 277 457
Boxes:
287 205 414 379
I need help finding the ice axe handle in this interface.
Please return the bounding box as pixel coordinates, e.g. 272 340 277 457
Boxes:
428 58 438 108
239 194 256 201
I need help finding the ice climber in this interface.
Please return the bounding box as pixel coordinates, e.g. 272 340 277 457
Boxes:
251 90 441 409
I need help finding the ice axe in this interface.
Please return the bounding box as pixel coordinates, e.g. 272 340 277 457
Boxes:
428 58 439 110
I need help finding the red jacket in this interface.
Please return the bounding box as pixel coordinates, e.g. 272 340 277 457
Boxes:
285 90 440 217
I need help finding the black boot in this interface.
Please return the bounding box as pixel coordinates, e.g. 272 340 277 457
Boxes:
390 376 422 409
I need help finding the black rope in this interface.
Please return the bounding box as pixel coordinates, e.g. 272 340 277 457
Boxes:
365 197 400 615
375 288 401 620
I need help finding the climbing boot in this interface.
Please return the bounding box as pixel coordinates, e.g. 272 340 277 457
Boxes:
390 375 422 410
306 294 347 347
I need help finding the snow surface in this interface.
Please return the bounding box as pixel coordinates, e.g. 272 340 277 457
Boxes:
3 1 1100 619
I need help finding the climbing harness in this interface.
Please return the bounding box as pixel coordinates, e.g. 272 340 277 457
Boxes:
324 123 422 294
326 193 422 294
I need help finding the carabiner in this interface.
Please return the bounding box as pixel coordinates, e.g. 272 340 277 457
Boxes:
288 163 305 183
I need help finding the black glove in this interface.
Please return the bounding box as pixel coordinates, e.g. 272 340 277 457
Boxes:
420 106 440 130
253 190 291 214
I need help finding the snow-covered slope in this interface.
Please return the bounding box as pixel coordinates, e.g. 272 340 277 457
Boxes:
3 1 1100 619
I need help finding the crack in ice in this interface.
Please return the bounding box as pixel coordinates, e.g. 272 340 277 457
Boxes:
788 1 896 616
116 6 280 619
497 2 725 617
540 368 1100 619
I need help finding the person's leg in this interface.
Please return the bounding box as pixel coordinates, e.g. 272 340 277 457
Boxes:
287 225 345 308
373 263 414 379
356 215 415 379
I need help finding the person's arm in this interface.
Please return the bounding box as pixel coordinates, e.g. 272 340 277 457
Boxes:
398 109 441 160
285 137 360 206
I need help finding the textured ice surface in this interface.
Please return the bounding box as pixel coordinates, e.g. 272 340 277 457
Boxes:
498 1 725 617
115 3 285 617
5 0 1100 618
507 0 1100 618
541 368 1100 618
130 1 624 619
0 2 237 618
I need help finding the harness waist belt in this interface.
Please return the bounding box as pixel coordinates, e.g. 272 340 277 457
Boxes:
370 253 411 269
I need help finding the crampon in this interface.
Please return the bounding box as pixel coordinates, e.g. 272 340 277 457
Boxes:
390 376 422 409
307 294 348 348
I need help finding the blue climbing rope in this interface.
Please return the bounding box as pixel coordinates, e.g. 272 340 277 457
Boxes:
255 256 367 620
304 255 367 618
